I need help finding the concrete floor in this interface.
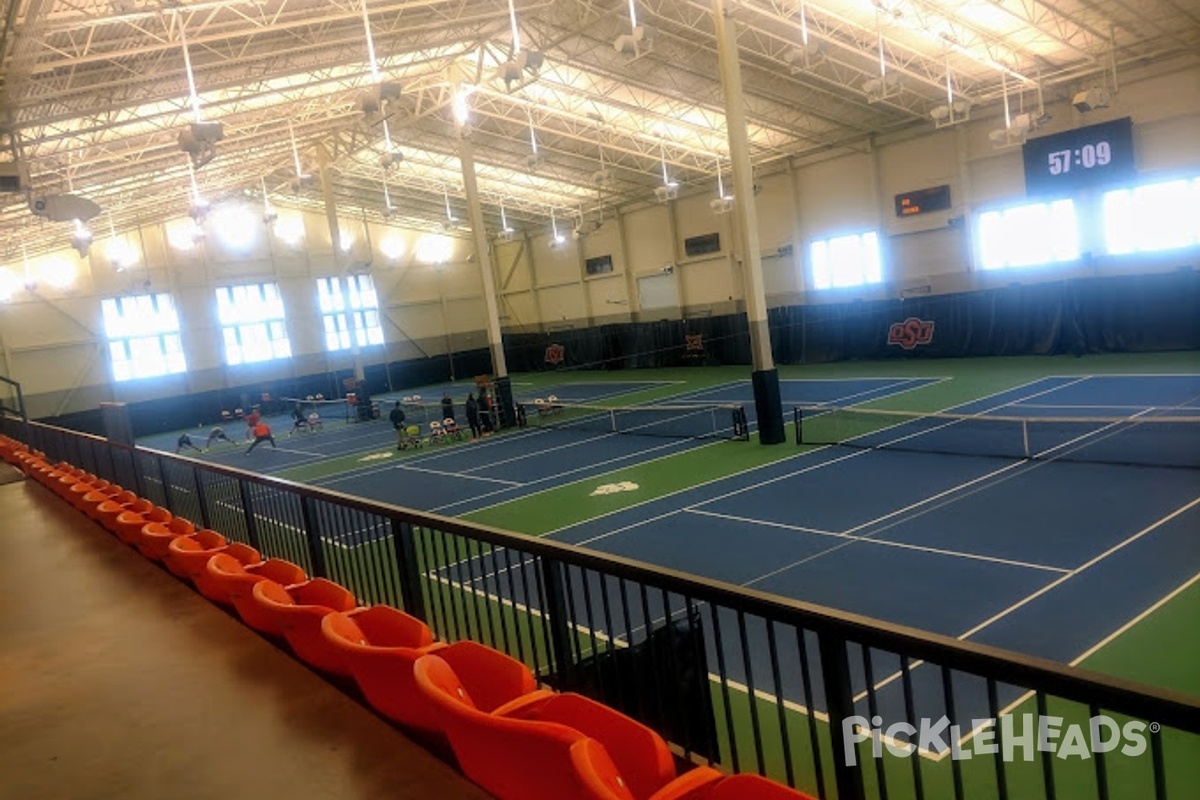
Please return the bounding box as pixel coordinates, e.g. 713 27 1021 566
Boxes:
0 465 492 800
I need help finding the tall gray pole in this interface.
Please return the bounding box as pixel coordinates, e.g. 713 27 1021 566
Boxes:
316 143 365 389
457 128 514 427
712 0 785 444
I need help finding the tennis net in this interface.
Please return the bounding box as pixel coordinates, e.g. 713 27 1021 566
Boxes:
794 405 1200 469
280 396 362 423
527 401 749 441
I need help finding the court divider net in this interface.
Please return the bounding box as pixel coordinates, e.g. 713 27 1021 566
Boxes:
795 405 1200 469
527 400 750 441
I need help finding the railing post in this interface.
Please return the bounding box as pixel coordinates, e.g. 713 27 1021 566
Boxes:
539 558 576 686
236 481 262 552
193 467 213 530
391 519 428 621
299 496 328 578
156 457 171 513
818 630 866 800
128 450 147 497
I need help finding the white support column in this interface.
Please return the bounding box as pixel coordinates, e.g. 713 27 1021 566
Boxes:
457 130 513 425
712 0 784 444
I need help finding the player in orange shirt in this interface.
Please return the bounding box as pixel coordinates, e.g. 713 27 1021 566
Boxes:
245 421 276 454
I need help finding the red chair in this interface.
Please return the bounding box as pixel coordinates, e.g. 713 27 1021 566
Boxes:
413 655 724 800
507 692 676 800
114 506 170 546
67 477 115 511
223 559 309 634
164 529 227 580
99 497 154 535
706 774 819 800
249 579 358 674
85 489 136 522
320 617 547 733
134 517 195 561
192 543 261 603
413 653 631 800
136 521 179 561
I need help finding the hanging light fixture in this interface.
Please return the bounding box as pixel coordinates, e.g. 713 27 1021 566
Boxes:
710 157 733 214
175 15 223 168
549 207 565 247
261 177 278 224
654 142 678 203
614 0 655 57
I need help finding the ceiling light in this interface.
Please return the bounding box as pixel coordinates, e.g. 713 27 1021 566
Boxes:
380 234 405 261
40 258 77 289
71 220 93 258
0 269 20 302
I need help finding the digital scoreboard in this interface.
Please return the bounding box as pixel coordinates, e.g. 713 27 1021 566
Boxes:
1022 117 1135 197
894 184 952 217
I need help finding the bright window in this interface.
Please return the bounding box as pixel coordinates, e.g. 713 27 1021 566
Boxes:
101 294 187 382
978 199 1079 269
809 231 882 290
215 283 292 366
1103 177 1200 255
317 275 384 351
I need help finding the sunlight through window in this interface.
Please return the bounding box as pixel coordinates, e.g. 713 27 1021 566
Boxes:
215 283 292 365
101 294 188 382
1103 178 1200 255
317 275 384 351
978 199 1079 269
809 231 882 290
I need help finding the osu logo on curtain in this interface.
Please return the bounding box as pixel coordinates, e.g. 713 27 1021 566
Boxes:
544 343 566 364
887 317 935 350
685 334 704 351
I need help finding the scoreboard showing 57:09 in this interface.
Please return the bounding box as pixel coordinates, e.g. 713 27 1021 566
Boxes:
1022 117 1136 197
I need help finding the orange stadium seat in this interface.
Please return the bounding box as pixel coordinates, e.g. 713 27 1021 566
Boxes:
84 488 135 522
319 606 442 715
320 620 546 734
505 692 677 800
164 529 228 580
249 578 358 674
413 653 628 800
413 654 724 800
223 559 309 634
191 542 261 602
114 505 170 547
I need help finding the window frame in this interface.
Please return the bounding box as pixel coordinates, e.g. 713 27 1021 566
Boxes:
215 282 293 366
808 230 883 291
316 274 385 352
101 293 188 382
976 197 1081 271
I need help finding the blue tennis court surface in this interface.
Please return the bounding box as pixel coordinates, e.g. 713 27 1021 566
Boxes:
420 373 1200 738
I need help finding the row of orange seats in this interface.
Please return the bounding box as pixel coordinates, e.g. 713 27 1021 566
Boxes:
0 438 818 800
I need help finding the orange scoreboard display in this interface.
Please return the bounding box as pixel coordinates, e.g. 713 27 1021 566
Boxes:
894 184 952 217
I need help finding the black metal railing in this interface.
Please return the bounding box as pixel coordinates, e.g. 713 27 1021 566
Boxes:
5 414 1199 800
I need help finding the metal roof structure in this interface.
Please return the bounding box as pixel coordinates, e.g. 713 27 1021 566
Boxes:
2 0 1198 264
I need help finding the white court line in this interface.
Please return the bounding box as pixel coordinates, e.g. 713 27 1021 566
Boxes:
394 462 524 486
854 495 1200 729
559 375 1068 549
1047 372 1200 377
272 446 333 457
684 508 1068 575
1010 402 1200 411
962 495 1200 641
937 567 1200 761
432 437 692 513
